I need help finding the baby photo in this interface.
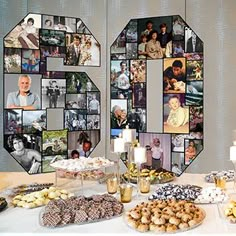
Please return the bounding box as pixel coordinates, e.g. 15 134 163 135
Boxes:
184 139 203 165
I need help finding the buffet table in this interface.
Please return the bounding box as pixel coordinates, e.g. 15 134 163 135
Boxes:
0 172 235 235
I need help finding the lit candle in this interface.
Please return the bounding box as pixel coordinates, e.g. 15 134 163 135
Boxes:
134 145 147 164
230 146 236 161
114 136 125 153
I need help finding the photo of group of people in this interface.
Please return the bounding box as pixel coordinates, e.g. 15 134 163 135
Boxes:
110 15 204 175
3 13 101 174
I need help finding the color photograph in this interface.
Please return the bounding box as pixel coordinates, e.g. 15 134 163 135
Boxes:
4 48 21 73
4 109 22 134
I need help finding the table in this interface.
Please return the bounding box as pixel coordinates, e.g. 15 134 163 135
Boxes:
0 172 235 235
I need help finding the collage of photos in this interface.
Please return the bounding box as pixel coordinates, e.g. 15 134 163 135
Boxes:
3 13 101 174
110 15 204 176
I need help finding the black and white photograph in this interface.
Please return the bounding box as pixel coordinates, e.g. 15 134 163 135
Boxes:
66 72 98 93
39 29 65 47
4 48 21 73
77 19 90 34
185 27 203 53
87 115 100 130
4 133 42 174
187 60 203 80
130 60 146 83
66 94 87 109
4 13 41 49
22 49 40 73
110 53 126 60
171 153 186 176
68 130 100 158
42 155 66 173
42 70 65 79
139 133 171 170
186 81 203 105
23 110 46 133
4 74 41 110
87 92 100 114
42 79 66 109
126 43 137 59
64 110 86 131
42 130 67 156
127 108 146 132
172 15 185 41
40 46 66 61
111 29 126 55
42 15 76 32
4 109 22 134
133 83 146 108
126 20 138 43
65 33 100 66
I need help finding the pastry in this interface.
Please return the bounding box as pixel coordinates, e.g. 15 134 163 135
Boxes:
137 223 149 232
169 216 181 226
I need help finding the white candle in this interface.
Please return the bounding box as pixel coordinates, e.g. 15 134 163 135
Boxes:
134 146 147 164
122 126 133 143
233 130 236 146
114 137 125 153
230 146 236 161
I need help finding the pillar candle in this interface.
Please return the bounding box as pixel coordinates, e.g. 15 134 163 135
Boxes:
114 137 125 153
230 146 236 161
122 126 133 143
134 146 147 164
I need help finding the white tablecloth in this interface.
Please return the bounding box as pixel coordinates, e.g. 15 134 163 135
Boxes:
0 172 235 235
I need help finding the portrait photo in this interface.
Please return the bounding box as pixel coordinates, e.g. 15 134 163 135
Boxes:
87 92 100 114
22 49 40 73
139 133 171 171
4 133 42 174
172 15 185 41
65 94 87 109
190 106 203 133
4 74 41 110
126 20 138 43
4 48 21 73
111 29 126 55
64 109 86 131
39 29 65 47
184 139 203 165
187 60 203 80
133 83 146 108
42 79 66 109
4 109 22 134
42 130 67 156
163 58 186 93
87 115 100 130
42 155 66 173
185 27 203 53
40 46 66 61
4 13 41 49
42 15 76 33
68 130 100 158
111 99 127 130
23 110 46 133
186 81 203 105
65 33 100 66
66 72 98 94
130 59 146 83
163 94 189 134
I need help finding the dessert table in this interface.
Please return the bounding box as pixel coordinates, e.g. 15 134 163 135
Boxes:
0 172 235 235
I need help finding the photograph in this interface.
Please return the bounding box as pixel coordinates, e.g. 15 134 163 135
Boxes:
42 155 66 173
126 43 138 59
87 92 100 114
172 41 185 57
4 109 22 134
171 153 186 176
139 133 171 171
185 27 203 53
186 81 203 105
111 60 130 93
126 19 138 43
77 19 91 34
68 130 100 158
111 99 128 130
39 29 65 47
4 133 42 174
66 72 98 93
171 134 195 152
42 70 65 79
87 115 100 130
64 109 86 131
42 15 76 32
163 58 186 93
187 60 203 80
4 48 21 73
42 130 67 156
66 94 87 109
40 46 66 61
4 74 41 110
22 49 40 73
42 79 66 109
184 139 203 165
4 13 41 49
190 106 203 132
133 83 146 108
65 33 100 66
23 110 46 133
130 60 146 83
111 53 126 60
163 94 189 134
111 29 126 55
172 15 185 41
